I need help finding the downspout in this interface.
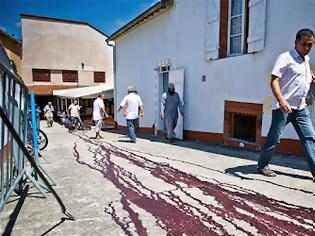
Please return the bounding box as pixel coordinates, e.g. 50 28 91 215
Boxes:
106 40 117 128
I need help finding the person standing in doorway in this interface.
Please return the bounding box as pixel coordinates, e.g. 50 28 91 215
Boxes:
44 101 54 127
161 83 184 143
93 93 109 139
118 86 144 143
257 29 315 182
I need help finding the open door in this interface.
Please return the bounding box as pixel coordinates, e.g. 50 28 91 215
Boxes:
169 69 185 140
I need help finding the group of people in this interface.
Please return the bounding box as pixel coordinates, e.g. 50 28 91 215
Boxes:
104 29 315 182
42 99 83 132
41 29 315 183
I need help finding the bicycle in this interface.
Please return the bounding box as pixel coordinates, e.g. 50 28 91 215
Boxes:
26 112 49 150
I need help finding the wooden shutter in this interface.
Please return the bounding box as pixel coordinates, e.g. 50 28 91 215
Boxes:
62 70 78 82
32 69 51 82
94 72 106 83
247 0 266 53
205 0 220 60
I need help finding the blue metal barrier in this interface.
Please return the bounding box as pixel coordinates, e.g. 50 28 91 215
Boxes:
0 45 74 220
0 59 28 211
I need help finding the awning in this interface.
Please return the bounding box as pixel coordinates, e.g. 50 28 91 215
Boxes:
53 84 113 99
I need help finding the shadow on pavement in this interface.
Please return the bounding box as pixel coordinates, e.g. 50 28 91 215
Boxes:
3 185 29 236
39 217 68 236
105 130 310 173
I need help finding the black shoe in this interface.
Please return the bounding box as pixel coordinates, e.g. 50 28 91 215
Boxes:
257 166 277 177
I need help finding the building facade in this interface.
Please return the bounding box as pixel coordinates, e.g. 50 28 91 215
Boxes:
21 14 113 113
0 29 22 76
108 0 315 155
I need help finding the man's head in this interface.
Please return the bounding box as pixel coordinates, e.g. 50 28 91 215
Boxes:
295 28 314 58
48 101 52 106
168 83 175 95
73 99 78 105
128 86 136 94
98 93 106 100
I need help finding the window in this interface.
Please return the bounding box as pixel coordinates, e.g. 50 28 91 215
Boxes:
32 69 51 82
94 72 106 83
224 101 263 147
62 70 78 83
228 0 248 55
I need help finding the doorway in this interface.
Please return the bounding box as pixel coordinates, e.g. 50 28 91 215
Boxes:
157 71 169 131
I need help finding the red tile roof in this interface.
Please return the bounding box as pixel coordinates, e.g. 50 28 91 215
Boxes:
27 85 78 95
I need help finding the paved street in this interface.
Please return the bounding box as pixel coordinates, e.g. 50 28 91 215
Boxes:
1 123 315 235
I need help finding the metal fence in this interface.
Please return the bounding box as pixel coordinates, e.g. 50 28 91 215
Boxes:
0 45 74 220
0 53 28 211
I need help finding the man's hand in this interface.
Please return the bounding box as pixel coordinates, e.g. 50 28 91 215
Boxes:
161 114 164 120
279 99 292 113
311 74 315 84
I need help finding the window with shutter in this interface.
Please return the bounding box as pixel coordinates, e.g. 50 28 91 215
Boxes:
94 72 106 83
32 69 51 82
62 70 78 82
227 0 249 56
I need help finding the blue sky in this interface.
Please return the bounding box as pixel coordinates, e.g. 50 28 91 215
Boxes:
0 0 159 40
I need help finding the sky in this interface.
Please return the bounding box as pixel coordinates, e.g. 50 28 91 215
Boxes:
0 0 159 40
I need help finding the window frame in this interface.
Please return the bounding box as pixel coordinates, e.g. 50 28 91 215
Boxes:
227 0 247 56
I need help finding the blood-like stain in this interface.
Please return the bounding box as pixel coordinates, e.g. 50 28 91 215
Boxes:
73 135 315 236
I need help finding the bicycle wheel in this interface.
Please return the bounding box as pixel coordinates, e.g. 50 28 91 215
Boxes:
38 129 48 150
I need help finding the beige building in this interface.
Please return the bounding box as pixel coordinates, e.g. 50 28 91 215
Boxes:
21 14 113 115
0 29 22 76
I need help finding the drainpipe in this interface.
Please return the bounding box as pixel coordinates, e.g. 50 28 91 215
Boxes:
106 40 117 127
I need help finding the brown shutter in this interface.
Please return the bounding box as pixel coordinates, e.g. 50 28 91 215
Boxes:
94 72 106 83
62 70 78 82
32 69 51 82
219 0 228 58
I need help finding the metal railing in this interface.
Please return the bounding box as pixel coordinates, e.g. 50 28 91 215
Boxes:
0 45 74 220
0 60 28 211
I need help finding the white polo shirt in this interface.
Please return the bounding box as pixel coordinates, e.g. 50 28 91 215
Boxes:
93 97 105 121
120 93 143 120
272 48 312 110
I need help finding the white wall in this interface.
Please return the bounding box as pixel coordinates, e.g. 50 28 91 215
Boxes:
115 0 315 140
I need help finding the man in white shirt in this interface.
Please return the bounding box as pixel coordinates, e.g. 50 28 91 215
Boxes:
68 99 82 129
44 101 54 127
118 86 144 143
258 29 315 182
93 93 109 139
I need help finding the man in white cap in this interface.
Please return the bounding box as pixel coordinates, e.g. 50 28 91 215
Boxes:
118 86 144 143
161 83 184 143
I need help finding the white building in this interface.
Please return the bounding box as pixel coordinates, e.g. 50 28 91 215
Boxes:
108 0 315 155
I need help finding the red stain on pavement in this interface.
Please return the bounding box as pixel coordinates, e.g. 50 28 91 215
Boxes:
73 135 315 236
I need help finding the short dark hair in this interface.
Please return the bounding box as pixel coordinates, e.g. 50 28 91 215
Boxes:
296 29 314 40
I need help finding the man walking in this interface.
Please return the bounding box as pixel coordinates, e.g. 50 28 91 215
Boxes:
257 29 315 182
68 99 82 130
43 101 54 127
118 86 144 143
161 83 184 143
93 93 109 139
